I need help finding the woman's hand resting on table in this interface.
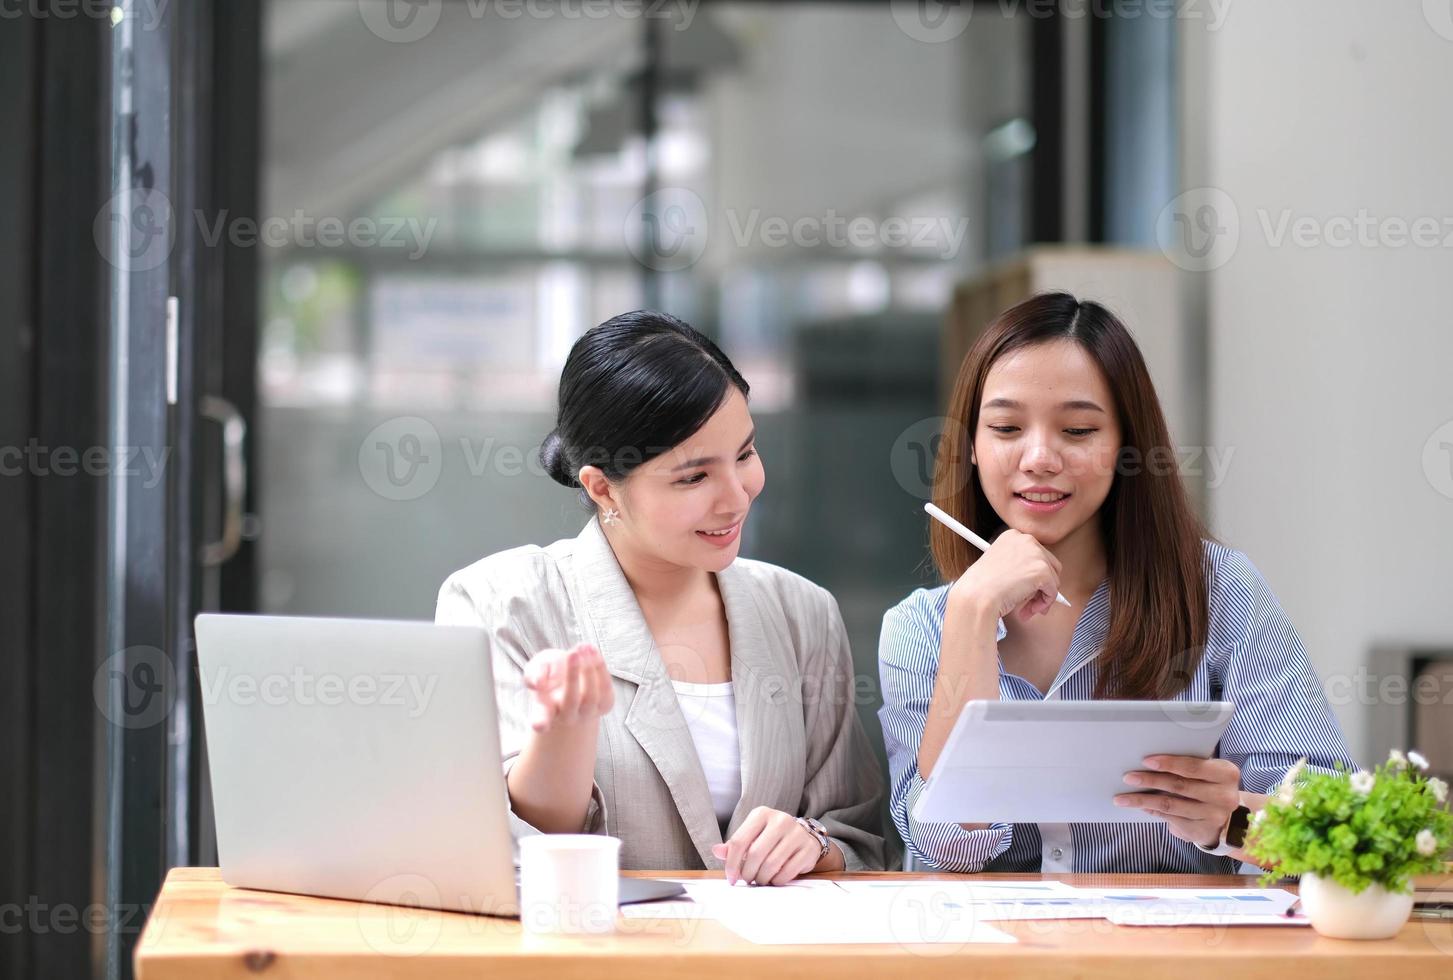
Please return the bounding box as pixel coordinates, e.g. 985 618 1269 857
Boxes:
710 806 842 886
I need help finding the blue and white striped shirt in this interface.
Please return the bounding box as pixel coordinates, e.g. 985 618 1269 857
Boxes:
878 540 1355 874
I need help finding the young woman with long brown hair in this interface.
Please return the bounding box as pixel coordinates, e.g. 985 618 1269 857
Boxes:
878 292 1354 872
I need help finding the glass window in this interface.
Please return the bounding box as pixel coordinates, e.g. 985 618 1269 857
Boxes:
257 0 1031 796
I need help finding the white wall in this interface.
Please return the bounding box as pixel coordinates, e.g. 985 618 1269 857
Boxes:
1184 0 1453 758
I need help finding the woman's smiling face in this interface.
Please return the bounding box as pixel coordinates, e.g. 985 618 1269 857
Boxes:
609 387 765 574
972 340 1122 546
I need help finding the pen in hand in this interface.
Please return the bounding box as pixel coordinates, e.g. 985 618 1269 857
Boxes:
923 502 1072 608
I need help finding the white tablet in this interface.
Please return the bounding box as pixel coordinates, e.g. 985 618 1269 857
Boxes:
912 699 1236 825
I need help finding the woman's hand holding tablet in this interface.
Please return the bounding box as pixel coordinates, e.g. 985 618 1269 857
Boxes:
912 700 1238 827
1116 754 1244 848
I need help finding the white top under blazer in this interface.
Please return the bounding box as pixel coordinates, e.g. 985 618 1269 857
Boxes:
670 679 743 833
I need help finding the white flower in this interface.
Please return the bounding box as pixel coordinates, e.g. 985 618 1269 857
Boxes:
1429 777 1449 804
1275 757 1308 803
1408 750 1430 771
1416 829 1440 858
1350 770 1375 795
1388 749 1408 769
1250 808 1267 827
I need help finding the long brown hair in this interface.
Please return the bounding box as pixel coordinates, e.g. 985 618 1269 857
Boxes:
931 292 1211 699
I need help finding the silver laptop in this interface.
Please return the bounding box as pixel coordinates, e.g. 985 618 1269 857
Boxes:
194 613 683 916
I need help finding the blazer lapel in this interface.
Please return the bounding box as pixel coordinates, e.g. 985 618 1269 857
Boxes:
716 561 795 838
565 517 723 866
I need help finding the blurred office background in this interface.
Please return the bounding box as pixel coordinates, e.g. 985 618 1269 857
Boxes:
4 2 1453 978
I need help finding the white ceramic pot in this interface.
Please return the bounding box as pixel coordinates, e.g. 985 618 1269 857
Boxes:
1298 873 1414 939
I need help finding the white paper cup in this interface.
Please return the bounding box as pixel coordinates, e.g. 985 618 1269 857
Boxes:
518 834 622 935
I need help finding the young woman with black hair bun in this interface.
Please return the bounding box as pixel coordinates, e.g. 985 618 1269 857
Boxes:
437 310 885 884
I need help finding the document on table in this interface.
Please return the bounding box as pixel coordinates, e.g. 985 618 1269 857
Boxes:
864 884 1301 925
621 879 1303 937
674 879 1016 945
619 901 709 920
828 879 1106 921
1108 908 1310 927
830 879 1079 898
1077 887 1304 926
621 878 841 921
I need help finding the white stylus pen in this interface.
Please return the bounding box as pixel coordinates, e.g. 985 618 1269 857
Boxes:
924 501 1073 608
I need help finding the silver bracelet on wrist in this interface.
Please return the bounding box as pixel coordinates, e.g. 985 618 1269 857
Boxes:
795 816 831 861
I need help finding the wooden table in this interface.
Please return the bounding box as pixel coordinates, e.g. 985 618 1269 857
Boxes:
135 867 1453 979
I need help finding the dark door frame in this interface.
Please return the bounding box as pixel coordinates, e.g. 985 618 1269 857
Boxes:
0 4 263 979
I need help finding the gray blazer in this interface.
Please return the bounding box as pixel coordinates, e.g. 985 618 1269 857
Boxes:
434 516 886 871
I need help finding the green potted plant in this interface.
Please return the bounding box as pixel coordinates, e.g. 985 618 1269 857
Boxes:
1247 749 1451 939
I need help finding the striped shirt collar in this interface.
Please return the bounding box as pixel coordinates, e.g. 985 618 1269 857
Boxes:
996 578 1112 700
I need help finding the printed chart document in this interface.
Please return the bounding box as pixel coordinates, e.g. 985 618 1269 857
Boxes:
1109 908 1310 927
620 879 1305 938
1077 887 1304 926
830 878 1104 921
834 882 1300 924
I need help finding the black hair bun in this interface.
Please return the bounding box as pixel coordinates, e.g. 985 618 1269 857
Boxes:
539 430 578 488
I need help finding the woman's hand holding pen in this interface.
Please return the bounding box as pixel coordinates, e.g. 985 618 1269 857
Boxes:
1115 755 1243 848
924 530 1062 790
949 529 1064 623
